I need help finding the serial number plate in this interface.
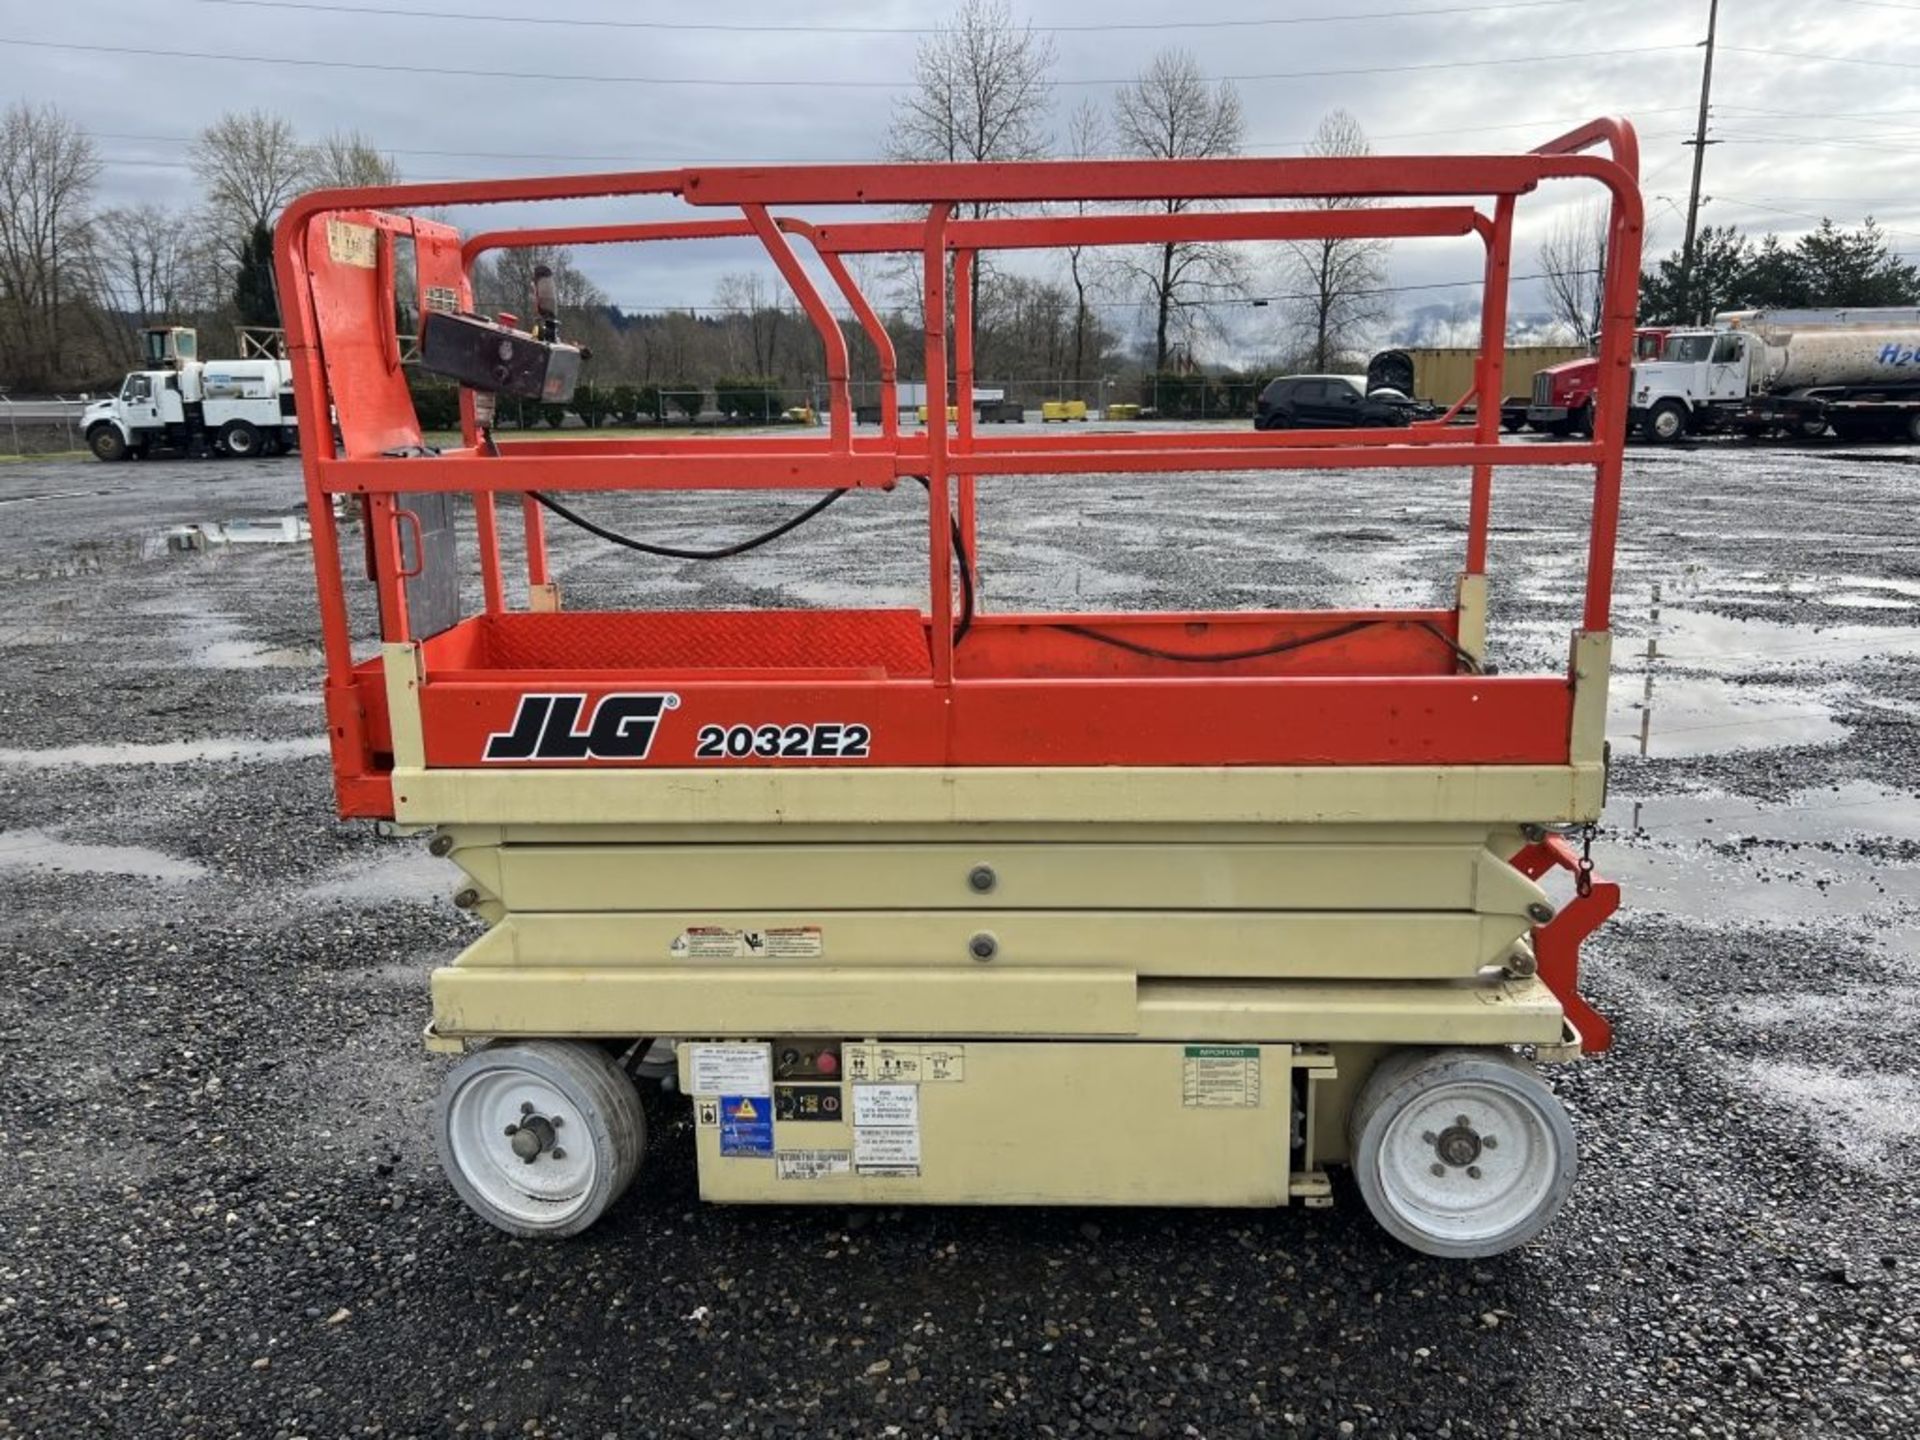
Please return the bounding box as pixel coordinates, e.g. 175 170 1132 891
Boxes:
693 722 871 760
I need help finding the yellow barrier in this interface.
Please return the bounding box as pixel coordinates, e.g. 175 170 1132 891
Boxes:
1041 401 1090 423
914 404 962 422
1106 403 1141 421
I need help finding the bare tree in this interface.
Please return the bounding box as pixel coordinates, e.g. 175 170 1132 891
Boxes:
475 246 604 322
1537 202 1608 343
714 273 789 377
191 110 312 254
308 130 400 190
1110 49 1245 371
1061 97 1107 384
1283 109 1389 373
886 0 1056 323
0 102 103 389
93 204 226 327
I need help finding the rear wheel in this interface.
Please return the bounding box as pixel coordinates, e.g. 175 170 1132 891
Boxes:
1791 412 1829 440
87 424 129 462
1641 399 1688 444
219 420 262 458
436 1040 646 1238
1904 411 1920 444
1350 1048 1576 1258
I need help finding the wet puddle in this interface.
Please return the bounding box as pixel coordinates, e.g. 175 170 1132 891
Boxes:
0 829 205 881
1600 780 1920 927
1607 675 1848 756
0 735 328 768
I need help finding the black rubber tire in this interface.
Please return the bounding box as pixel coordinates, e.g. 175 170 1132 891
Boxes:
1904 411 1920 444
1501 414 1525 433
435 1039 647 1239
1349 1047 1577 1259
1640 399 1688 444
1573 402 1595 438
1545 418 1575 438
88 424 129 462
219 420 262 458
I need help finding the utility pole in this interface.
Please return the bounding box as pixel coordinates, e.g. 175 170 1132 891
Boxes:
1679 0 1720 322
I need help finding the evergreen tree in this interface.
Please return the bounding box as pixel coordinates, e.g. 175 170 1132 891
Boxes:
233 222 279 327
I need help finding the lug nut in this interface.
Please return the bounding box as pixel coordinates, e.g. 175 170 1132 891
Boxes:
520 1101 535 1114
967 864 997 893
1422 1131 1437 1144
1467 1166 1483 1180
1483 1136 1499 1150
549 1147 566 1161
1430 1163 1446 1178
504 1124 519 1137
968 931 998 961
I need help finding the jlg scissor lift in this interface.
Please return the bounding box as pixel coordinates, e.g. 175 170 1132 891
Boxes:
275 118 1640 1257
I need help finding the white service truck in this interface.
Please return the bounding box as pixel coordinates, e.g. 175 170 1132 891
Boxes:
83 327 298 461
1629 307 1920 443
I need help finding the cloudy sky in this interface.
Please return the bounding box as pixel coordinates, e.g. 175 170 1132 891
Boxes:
8 0 1917 354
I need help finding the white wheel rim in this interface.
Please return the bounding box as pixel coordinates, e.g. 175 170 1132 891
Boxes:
445 1066 599 1228
1654 410 1681 439
1372 1079 1561 1249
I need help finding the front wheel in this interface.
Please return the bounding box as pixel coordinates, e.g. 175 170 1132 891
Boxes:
435 1040 647 1237
219 419 262 458
1640 399 1688 444
1349 1048 1576 1258
88 424 129 462
1573 401 1595 437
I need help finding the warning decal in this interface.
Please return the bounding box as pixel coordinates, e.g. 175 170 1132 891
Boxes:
853 1126 921 1176
695 1098 720 1128
671 926 824 960
852 1083 921 1176
687 1043 772 1098
719 1094 774 1156
1182 1045 1262 1108
844 1043 965 1084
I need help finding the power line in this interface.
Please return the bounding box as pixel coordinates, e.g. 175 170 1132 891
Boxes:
86 109 1704 171
0 34 1698 90
192 0 1593 33
1720 43 1920 72
603 269 1604 315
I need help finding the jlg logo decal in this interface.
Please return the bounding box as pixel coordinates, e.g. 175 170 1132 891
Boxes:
482 692 679 762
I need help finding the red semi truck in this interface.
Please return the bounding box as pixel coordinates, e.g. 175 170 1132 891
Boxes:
1526 327 1670 435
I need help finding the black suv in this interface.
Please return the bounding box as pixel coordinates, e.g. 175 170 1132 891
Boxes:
1254 374 1415 430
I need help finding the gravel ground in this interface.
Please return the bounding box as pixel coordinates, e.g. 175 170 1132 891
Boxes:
0 434 1916 1439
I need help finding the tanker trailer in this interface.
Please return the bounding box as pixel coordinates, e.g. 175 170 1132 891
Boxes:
1628 307 1920 442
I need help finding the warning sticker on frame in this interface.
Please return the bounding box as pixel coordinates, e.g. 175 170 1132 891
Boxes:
1182 1045 1262 1108
854 1127 921 1176
776 1149 852 1180
844 1044 965 1084
852 1084 919 1127
670 926 824 960
719 1095 774 1156
687 1043 772 1098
